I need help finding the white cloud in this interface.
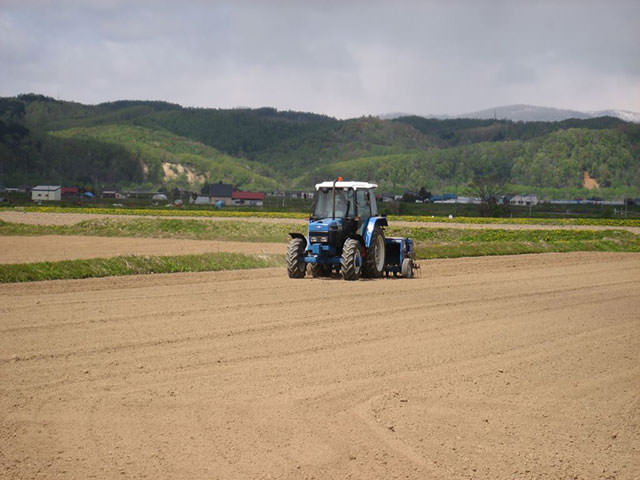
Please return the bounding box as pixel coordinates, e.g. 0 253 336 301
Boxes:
1 0 638 117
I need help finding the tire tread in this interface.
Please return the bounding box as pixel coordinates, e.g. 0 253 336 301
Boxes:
341 238 362 281
287 237 306 278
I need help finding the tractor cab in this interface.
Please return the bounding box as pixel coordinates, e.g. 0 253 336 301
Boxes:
309 181 379 249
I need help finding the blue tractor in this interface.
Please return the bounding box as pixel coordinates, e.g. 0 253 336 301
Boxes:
287 179 417 280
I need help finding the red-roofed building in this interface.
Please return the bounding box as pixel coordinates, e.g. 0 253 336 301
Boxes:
232 191 265 206
61 187 79 197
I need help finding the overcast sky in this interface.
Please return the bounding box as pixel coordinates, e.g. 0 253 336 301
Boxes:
1 0 639 118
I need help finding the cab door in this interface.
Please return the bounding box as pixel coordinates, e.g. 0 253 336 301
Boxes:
356 188 372 236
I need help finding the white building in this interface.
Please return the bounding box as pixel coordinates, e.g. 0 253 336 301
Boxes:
510 194 539 206
288 191 314 200
455 196 482 204
192 195 213 205
31 185 61 201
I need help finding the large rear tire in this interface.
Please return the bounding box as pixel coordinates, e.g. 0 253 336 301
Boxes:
287 237 306 278
341 238 362 281
363 226 385 278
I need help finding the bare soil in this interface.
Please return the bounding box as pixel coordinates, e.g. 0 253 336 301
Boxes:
2 210 639 233
0 235 284 264
583 171 601 190
1 252 638 479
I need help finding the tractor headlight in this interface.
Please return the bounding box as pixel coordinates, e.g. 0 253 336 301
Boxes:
309 233 328 244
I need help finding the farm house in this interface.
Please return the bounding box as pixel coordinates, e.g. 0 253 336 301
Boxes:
31 185 62 201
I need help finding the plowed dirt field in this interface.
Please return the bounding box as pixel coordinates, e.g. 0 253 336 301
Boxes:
1 252 639 479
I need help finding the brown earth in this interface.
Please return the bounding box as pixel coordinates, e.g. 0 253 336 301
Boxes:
0 235 284 264
1 252 638 479
2 210 639 233
583 171 601 190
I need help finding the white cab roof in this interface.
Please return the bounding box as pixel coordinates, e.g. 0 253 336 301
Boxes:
315 181 377 190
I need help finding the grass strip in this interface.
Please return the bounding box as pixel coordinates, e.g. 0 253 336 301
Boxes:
387 214 640 228
415 239 640 259
3 205 308 220
404 226 640 258
390 226 638 243
0 217 306 242
4 205 640 228
0 252 285 283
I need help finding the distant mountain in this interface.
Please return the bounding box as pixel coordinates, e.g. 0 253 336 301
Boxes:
590 109 640 123
461 104 640 123
461 105 591 122
377 112 420 120
381 105 640 123
2 95 639 196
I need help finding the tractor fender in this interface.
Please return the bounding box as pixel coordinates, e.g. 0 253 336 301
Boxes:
362 217 388 248
289 232 307 248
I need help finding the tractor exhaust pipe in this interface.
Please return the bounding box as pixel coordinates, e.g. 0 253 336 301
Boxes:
332 176 342 219
332 178 337 219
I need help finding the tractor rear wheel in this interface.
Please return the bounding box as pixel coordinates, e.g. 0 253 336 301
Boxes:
310 263 332 277
341 238 362 281
286 237 307 278
363 226 385 278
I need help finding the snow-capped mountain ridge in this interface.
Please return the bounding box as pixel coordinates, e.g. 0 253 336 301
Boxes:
380 105 640 123
462 105 640 123
589 109 640 123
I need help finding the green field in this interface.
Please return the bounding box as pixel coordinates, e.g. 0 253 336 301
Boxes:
1 211 638 282
1 216 638 270
3 205 640 227
412 229 640 258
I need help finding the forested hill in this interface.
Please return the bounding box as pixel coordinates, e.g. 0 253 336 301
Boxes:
1 94 639 197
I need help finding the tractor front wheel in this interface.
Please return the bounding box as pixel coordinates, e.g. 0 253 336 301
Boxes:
287 237 307 278
341 238 362 281
363 226 386 278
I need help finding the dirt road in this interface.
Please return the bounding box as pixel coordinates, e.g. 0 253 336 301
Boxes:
0 235 284 264
2 210 639 233
1 252 639 479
